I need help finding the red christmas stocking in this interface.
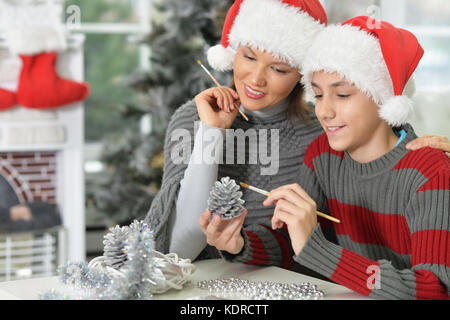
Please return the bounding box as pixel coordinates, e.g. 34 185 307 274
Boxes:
0 88 17 110
17 52 89 109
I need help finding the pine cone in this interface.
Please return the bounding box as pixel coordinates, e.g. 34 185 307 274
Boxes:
207 177 245 220
103 225 129 269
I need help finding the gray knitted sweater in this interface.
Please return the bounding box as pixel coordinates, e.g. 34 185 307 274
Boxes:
144 99 323 260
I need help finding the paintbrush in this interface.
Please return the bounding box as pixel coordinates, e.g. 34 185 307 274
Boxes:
240 182 341 223
197 60 249 121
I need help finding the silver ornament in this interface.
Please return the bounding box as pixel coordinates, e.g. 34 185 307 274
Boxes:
207 176 245 220
103 225 129 269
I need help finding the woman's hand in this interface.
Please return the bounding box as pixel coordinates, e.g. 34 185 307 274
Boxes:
194 87 241 129
406 134 450 157
198 208 247 255
263 184 317 256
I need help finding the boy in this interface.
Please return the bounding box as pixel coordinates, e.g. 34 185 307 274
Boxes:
206 16 449 299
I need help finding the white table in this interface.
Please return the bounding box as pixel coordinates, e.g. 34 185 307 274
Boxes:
0 259 369 300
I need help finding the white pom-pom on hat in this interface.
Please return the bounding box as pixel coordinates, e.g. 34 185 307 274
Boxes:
379 95 414 127
206 45 236 72
379 75 416 126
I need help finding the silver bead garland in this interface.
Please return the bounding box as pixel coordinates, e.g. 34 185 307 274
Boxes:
197 277 324 300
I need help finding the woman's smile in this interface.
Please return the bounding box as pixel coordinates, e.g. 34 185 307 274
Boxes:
244 84 266 99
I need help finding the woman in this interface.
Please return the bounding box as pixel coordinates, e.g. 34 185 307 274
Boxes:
144 0 449 267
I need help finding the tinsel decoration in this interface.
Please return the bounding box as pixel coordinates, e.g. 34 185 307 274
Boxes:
102 219 167 270
207 176 245 220
40 220 195 300
115 223 157 300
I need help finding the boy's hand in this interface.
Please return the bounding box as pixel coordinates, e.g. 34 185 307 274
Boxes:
199 208 247 255
263 184 317 256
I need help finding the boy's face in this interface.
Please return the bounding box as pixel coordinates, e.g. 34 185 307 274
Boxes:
311 71 388 156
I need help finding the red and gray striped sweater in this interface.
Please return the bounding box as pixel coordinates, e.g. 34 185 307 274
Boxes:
224 128 449 299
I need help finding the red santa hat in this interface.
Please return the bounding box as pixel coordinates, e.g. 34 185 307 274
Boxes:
301 16 424 127
207 0 328 71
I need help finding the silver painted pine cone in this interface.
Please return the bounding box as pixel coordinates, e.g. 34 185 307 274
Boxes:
103 225 129 269
207 176 245 220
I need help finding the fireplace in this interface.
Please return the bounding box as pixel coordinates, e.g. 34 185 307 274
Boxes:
0 152 57 203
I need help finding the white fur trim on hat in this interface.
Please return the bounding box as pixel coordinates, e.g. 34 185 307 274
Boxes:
5 25 67 55
207 0 325 71
229 0 325 69
206 44 236 72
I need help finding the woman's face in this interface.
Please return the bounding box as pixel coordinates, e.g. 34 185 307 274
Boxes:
233 46 301 111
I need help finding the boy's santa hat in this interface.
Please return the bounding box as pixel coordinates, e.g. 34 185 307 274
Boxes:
301 16 424 127
207 0 327 71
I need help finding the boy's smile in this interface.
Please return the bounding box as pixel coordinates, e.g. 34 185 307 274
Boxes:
323 125 346 136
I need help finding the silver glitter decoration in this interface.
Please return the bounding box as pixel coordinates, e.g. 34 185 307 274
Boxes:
128 219 147 234
40 220 195 300
207 177 245 220
40 221 157 300
103 225 129 269
103 219 152 270
197 278 325 300
117 224 157 300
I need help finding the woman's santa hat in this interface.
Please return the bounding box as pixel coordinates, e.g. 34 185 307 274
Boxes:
301 16 424 127
207 0 328 71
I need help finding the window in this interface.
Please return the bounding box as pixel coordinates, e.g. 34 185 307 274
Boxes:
65 0 151 143
63 0 151 232
321 0 378 24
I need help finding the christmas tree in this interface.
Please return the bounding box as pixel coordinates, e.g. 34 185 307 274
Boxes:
88 0 233 225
